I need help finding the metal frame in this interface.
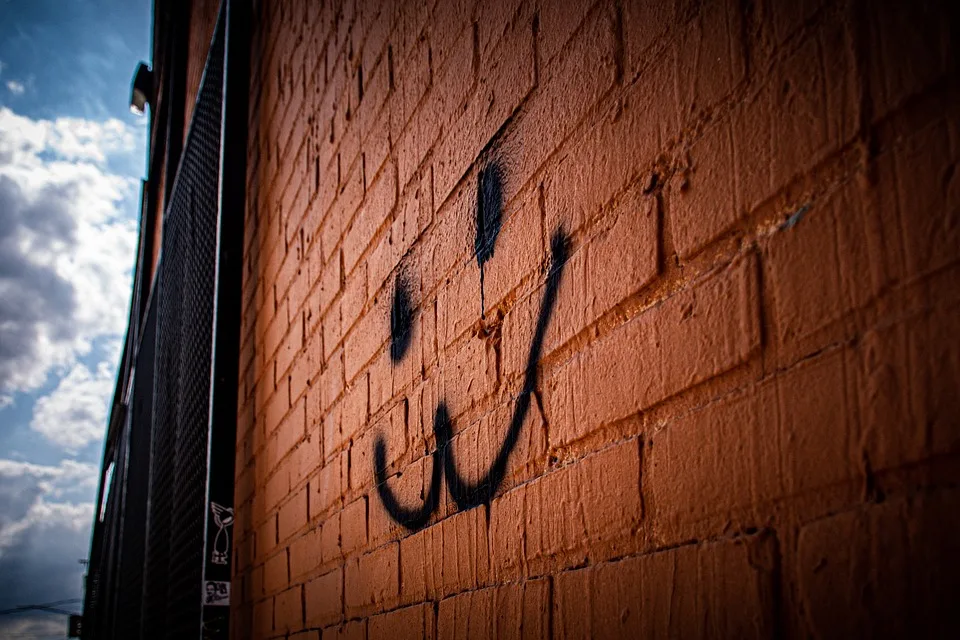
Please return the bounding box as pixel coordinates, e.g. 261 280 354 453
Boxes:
200 0 250 637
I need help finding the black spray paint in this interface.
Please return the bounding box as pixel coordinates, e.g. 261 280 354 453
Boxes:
389 272 414 363
475 161 504 314
374 162 569 529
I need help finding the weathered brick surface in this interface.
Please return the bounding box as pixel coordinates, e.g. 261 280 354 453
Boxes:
232 0 960 636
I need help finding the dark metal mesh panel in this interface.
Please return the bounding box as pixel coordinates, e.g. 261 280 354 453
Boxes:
114 299 157 638
141 15 225 640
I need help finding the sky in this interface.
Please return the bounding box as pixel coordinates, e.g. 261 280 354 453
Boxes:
0 0 151 637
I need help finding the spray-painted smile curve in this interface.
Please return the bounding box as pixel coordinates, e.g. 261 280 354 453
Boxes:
374 229 568 531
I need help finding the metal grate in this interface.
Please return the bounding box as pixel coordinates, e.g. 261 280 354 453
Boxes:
113 299 156 638
141 13 225 640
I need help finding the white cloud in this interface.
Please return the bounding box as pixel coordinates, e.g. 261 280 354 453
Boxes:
6 79 25 96
0 106 139 429
0 457 98 557
0 458 94 629
30 360 116 452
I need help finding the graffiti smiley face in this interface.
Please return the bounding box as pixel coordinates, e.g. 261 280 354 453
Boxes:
374 159 569 531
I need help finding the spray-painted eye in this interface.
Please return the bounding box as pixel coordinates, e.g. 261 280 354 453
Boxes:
389 272 413 363
475 160 504 267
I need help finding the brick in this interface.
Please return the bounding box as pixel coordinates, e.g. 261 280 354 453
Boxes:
763 181 879 365
344 294 390 383
543 56 677 238
304 568 344 628
513 184 659 368
856 296 960 477
445 394 546 504
479 188 544 316
320 510 342 566
340 377 369 445
554 532 777 638
343 162 398 276
344 543 400 617
437 506 490 597
436 578 549 639
622 0 675 79
538 0 597 66
321 349 346 414
368 603 434 640
796 491 960 638
547 255 759 448
865 0 951 122
341 496 369 556
432 0 536 206
279 486 309 542
312 453 345 518
351 415 405 497
275 585 303 633
254 596 273 639
668 118 737 260
264 549 289 594
320 620 365 640
437 587 493 638
674 0 745 123
289 526 323 581
648 347 860 543
529 440 642 573
733 22 857 215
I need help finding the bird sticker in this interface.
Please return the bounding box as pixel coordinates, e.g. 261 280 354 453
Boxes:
210 502 234 565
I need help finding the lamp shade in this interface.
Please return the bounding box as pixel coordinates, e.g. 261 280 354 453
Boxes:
130 62 153 115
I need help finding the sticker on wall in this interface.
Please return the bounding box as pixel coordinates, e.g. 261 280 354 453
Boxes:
210 502 234 565
203 580 230 606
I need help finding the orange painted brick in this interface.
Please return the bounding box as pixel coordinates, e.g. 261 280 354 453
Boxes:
527 439 642 574
668 118 737 260
320 620 365 640
554 532 777 638
622 0 675 79
437 506 490 598
547 255 760 448
508 184 658 373
542 54 677 240
796 490 960 638
648 347 859 544
289 526 323 581
437 587 494 638
857 295 960 476
368 603 434 640
275 584 303 634
674 0 745 123
734 23 857 215
344 543 400 618
344 291 391 384
322 399 343 463
340 377 369 446
304 567 344 628
341 496 369 556
279 486 309 542
432 0 535 206
264 548 289 595
258 512 279 560
320 510 342 567
312 452 346 518
343 161 398 276
254 596 273 639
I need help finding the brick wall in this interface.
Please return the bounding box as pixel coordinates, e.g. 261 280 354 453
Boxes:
231 0 960 637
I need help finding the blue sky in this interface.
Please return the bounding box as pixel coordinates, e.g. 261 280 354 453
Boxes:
0 0 150 637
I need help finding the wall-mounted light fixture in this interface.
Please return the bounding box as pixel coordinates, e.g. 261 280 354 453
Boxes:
129 62 154 115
